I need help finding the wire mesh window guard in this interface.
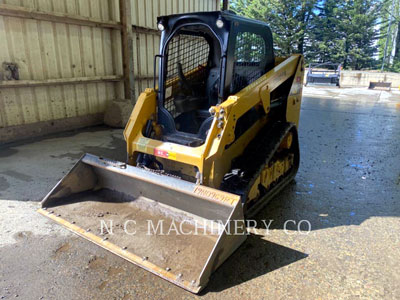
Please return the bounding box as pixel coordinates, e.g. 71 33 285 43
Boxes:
231 31 266 94
164 33 210 118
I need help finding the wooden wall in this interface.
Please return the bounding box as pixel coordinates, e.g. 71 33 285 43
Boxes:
0 0 219 143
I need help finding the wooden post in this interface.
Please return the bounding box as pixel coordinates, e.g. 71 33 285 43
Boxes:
119 0 135 102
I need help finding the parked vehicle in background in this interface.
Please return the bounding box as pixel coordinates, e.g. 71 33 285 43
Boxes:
306 62 342 87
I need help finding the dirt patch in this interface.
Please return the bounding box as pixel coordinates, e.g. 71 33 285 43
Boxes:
107 266 123 277
98 281 108 291
12 231 33 240
44 190 219 283
53 243 72 258
88 256 108 269
121 293 133 300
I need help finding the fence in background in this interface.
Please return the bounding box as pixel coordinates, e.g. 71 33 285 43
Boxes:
340 71 400 88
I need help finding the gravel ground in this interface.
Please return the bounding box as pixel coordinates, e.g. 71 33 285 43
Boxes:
0 86 399 299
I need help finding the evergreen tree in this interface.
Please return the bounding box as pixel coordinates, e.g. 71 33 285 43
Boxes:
377 0 392 64
305 0 347 63
228 0 249 15
340 0 381 69
230 0 387 70
231 0 316 56
308 0 381 69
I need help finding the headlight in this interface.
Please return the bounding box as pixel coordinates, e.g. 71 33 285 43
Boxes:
157 22 165 31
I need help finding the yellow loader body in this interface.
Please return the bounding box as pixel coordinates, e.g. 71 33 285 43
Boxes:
124 54 304 192
39 11 304 293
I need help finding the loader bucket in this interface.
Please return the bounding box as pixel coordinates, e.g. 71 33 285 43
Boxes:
38 154 246 293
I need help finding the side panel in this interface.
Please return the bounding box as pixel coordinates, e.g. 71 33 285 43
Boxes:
286 56 304 127
124 88 157 163
204 55 302 188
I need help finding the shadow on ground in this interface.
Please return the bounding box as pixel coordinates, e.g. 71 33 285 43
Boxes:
203 233 308 293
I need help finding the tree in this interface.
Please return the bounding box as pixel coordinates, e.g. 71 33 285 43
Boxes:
307 0 381 69
231 0 316 56
339 0 381 69
230 0 386 70
305 0 347 63
228 0 249 15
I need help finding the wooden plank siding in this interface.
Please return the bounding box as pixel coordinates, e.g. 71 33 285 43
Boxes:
0 0 219 142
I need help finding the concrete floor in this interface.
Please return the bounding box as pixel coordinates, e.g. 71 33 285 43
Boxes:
0 86 399 299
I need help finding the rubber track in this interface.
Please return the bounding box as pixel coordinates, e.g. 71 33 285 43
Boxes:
221 121 300 218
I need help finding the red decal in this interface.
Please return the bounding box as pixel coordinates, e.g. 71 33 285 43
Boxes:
296 76 301 83
154 148 168 158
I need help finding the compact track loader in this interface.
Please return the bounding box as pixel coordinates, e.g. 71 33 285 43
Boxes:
39 11 304 293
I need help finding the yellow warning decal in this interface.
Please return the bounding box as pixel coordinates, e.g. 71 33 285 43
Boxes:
168 151 177 160
193 185 240 205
